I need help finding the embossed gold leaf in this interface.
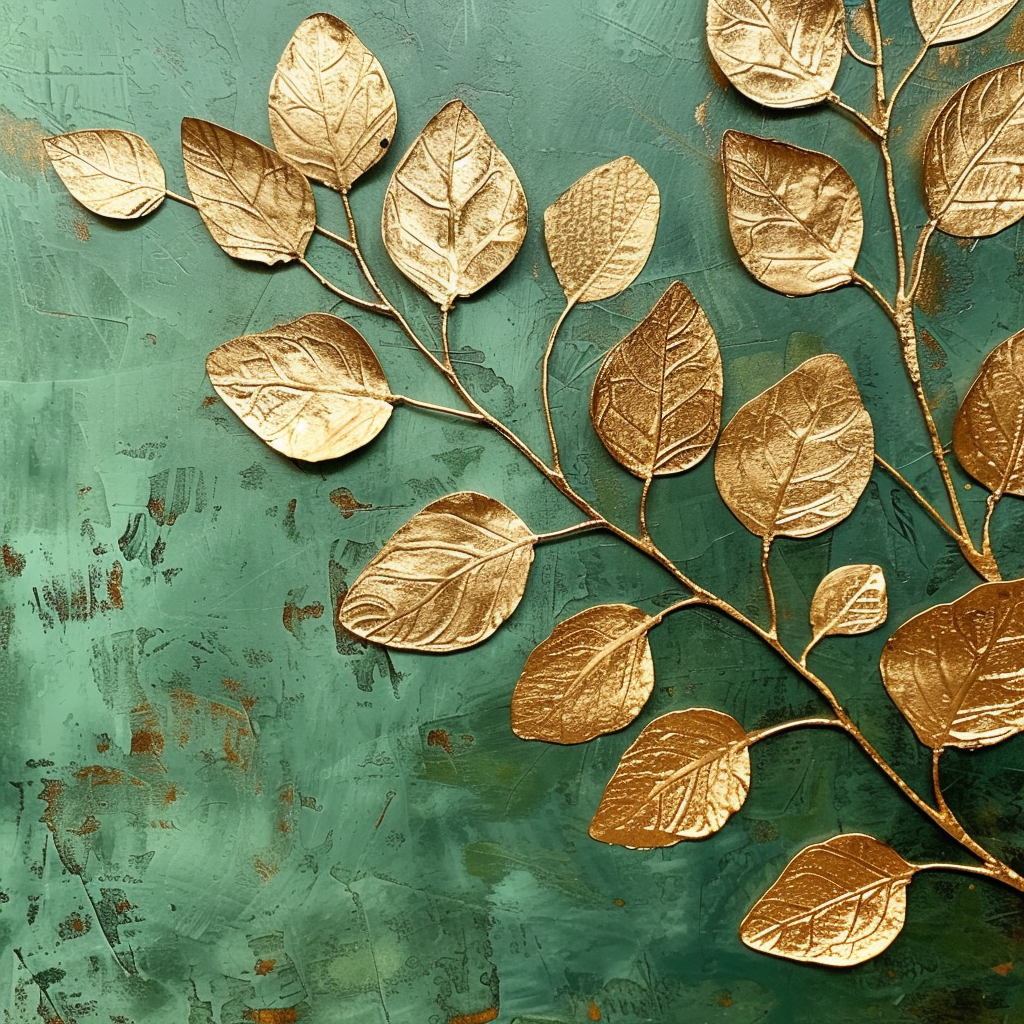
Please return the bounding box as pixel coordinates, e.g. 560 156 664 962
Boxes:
590 282 723 478
268 13 397 191
912 0 1019 45
740 834 915 966
181 117 315 264
381 100 527 309
338 492 536 652
714 354 875 540
880 580 1024 749
706 0 845 109
44 130 165 219
510 604 656 744
722 131 864 296
544 156 660 304
809 565 887 646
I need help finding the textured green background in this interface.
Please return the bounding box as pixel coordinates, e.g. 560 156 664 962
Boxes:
5 1 1024 1021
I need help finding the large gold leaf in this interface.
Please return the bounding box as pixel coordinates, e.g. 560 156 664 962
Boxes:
268 13 397 191
880 579 1024 749
740 834 915 966
338 492 536 652
706 0 845 109
544 156 660 304
589 708 750 848
381 100 527 309
44 130 165 219
722 131 864 297
181 117 315 264
714 354 874 540
590 282 723 478
912 0 1019 45
510 604 656 744
205 313 392 462
809 564 887 646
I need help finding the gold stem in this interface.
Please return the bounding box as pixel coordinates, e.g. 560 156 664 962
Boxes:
852 271 897 321
932 748 950 818
827 91 883 137
745 717 843 746
761 537 778 639
298 256 390 314
982 492 1000 556
649 595 702 627
165 189 198 209
880 140 907 291
314 223 356 251
390 394 485 421
866 0 885 106
886 40 930 121
873 453 961 542
440 306 453 369
536 520 605 543
843 34 879 69
915 861 1007 882
542 301 575 473
907 219 938 302
639 475 653 541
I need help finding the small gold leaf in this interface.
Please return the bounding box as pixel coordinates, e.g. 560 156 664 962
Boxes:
511 604 656 744
590 282 723 478
722 131 864 296
880 579 1024 750
181 117 315 264
339 492 536 652
544 156 660 304
44 130 165 219
269 13 397 191
589 708 750 848
912 0 1019 46
740 834 915 966
381 100 527 309
714 354 875 540
706 0 845 109
206 313 392 462
809 564 887 645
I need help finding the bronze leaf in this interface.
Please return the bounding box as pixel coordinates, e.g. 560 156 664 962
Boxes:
809 564 887 646
912 0 1019 46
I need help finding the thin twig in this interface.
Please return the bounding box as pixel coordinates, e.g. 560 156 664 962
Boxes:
298 256 390 314
165 189 198 209
542 301 575 473
907 219 938 302
536 520 605 543
982 492 1000 556
914 861 1002 881
761 537 777 638
314 223 356 251
873 453 961 542
828 92 884 137
844 34 879 68
932 748 950 818
390 394 485 421
866 0 885 107
886 40 930 120
639 475 653 541
745 716 843 746
440 307 452 369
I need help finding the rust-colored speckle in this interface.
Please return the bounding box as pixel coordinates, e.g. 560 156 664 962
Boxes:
164 784 177 805
58 912 92 940
280 786 294 805
68 814 100 836
244 1011 299 1024
73 217 91 241
222 677 243 694
717 991 734 1007
277 819 291 833
203 395 218 405
427 728 453 755
915 250 949 316
106 560 124 610
993 961 1014 976
937 44 962 67
1009 9 1024 50
282 601 324 635
255 959 277 976
2 544 26 576
0 106 47 181
74 765 129 786
254 857 278 882
329 486 372 518
96 740 110 753
147 496 165 522
613 898 626 907
448 1011 497 1024
588 1000 602 1021
694 92 710 128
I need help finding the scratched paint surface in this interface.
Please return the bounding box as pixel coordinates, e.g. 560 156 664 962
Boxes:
4 1 1024 1021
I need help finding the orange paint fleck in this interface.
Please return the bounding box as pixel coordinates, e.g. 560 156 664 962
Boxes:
588 1000 602 1021
74 765 129 786
255 959 276 976
277 819 291 833
147 496 165 522
104 560 124 609
164 785 177 805
282 601 324 635
613 898 626 907
203 395 218 406
447 1010 498 1024
222 677 243 694
254 857 278 882
915 251 949 317
993 961 1014 976
72 217 90 241
329 486 372 518
96 741 110 753
244 1010 299 1024
427 728 453 754
280 786 294 805
717 991 733 1007
1 543 25 576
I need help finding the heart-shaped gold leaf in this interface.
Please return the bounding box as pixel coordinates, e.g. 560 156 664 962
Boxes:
912 0 1019 46
809 564 887 647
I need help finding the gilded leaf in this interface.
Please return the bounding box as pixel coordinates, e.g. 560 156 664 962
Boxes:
912 0 1019 45
511 604 656 744
590 282 723 478
722 131 864 296
809 565 887 645
740 834 915 966
338 492 536 652
181 117 315 264
205 313 392 462
589 708 750 848
880 579 1024 749
44 130 165 219
544 156 660 304
268 13 397 191
714 354 875 540
381 100 527 309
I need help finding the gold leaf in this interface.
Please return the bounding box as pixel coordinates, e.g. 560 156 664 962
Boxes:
590 282 723 478
714 354 875 540
879 579 1024 749
181 117 315 264
706 0 846 109
381 100 527 309
912 0 1019 45
510 604 656 744
589 708 750 848
722 131 864 296
544 156 660 304
338 492 536 652
43 130 165 219
740 834 915 966
206 313 392 462
268 13 397 191
809 564 888 645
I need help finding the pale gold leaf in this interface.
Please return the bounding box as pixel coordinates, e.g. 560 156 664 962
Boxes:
912 0 1019 45
590 282 723 478
714 354 875 540
269 13 397 191
740 834 915 966
338 492 536 652
206 313 392 462
589 708 750 848
44 130 165 219
722 131 864 296
381 100 527 309
809 564 887 645
511 604 656 744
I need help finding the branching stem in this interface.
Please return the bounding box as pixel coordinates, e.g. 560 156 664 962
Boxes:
873 453 962 543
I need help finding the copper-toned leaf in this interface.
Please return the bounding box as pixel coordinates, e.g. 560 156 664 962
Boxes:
912 0 1019 45
714 354 875 540
880 579 1024 750
44 130 165 219
511 604 656 744
338 492 535 652
706 0 845 109
381 100 527 309
589 708 750 848
809 565 888 645
722 131 864 297
181 117 315 264
268 13 397 191
205 313 392 462
590 282 723 479
544 156 660 304
740 834 915 966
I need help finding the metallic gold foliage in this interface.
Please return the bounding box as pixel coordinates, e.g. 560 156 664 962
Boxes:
809 565 887 646
912 0 1019 45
